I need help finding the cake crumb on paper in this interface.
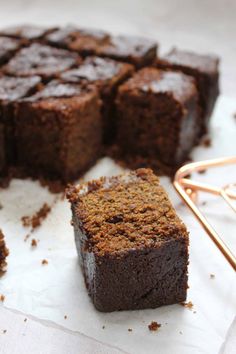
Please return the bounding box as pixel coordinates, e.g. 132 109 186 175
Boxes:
201 136 211 147
24 318 27 322
102 325 105 329
148 321 161 331
2 329 7 334
0 294 5 302
31 239 37 247
41 259 48 265
180 301 194 310
24 234 30 242
128 328 132 332
21 203 51 231
210 273 215 279
64 315 67 319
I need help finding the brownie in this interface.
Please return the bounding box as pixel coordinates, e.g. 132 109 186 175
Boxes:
156 48 220 136
115 67 200 175
4 43 80 80
96 34 158 68
46 27 157 68
46 26 109 56
15 80 102 182
0 36 22 66
67 168 189 312
0 229 9 274
0 75 41 172
0 24 56 40
61 56 134 143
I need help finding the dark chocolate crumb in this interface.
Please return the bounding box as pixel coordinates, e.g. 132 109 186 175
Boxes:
148 321 161 331
64 315 67 319
0 229 9 274
128 328 132 332
24 318 27 322
179 331 183 335
201 136 211 147
31 239 37 247
102 325 105 329
3 329 7 334
41 259 48 265
202 201 207 206
0 294 5 302
210 273 215 279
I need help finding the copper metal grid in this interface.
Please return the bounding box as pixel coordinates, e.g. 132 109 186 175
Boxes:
174 156 236 271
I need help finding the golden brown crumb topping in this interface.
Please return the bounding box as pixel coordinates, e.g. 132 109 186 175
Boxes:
67 169 188 255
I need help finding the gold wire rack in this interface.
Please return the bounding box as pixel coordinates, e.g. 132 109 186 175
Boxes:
174 156 236 271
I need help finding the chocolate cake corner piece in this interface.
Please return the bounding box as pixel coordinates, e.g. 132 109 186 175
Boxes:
0 24 57 40
67 168 189 312
156 48 220 136
15 80 102 182
4 43 80 80
0 229 9 274
96 34 158 68
115 67 200 175
0 75 42 172
0 36 22 66
61 56 134 143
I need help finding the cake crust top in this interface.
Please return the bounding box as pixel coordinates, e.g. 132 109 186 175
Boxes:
161 48 219 75
0 75 41 102
117 67 197 103
67 169 188 255
4 43 79 77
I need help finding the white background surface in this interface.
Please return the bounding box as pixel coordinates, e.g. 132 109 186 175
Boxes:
0 1 236 353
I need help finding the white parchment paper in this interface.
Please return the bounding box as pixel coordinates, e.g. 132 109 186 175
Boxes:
0 96 236 354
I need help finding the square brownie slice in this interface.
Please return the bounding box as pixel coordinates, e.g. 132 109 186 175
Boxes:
96 34 158 68
0 24 56 40
4 43 80 81
0 229 9 274
115 67 200 175
67 168 189 312
0 75 41 172
0 36 22 66
61 56 134 143
46 26 109 56
15 80 102 182
156 48 220 136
